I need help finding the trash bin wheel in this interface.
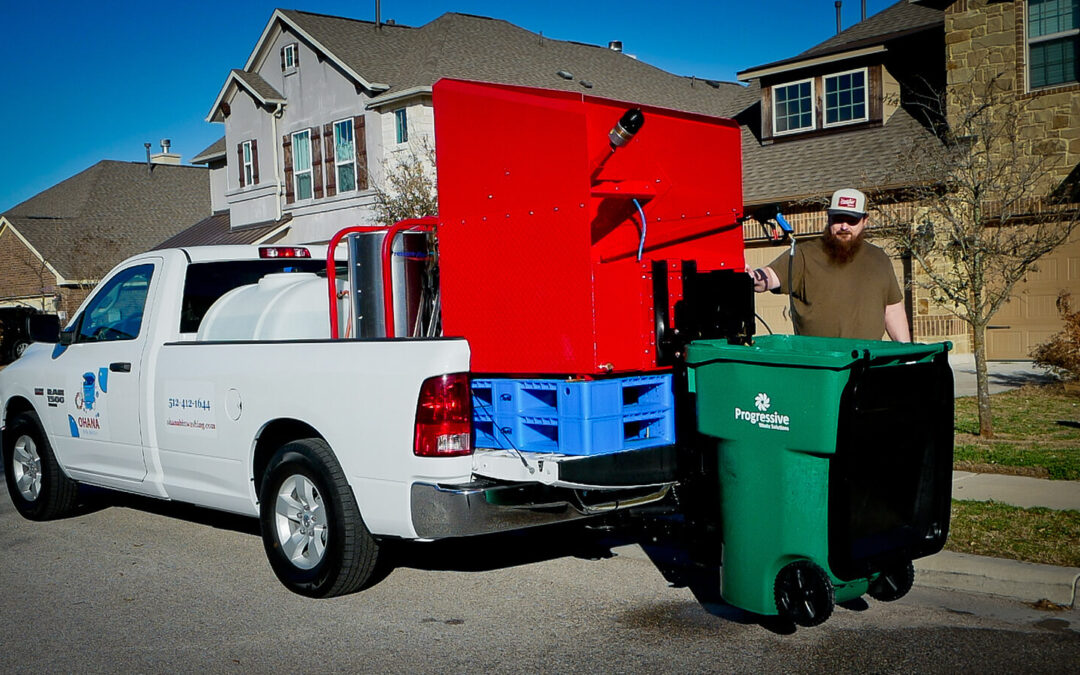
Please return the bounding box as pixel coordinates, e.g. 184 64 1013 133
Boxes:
867 560 915 602
774 560 834 627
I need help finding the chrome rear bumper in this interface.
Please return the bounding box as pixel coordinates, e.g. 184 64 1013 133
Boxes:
410 478 672 539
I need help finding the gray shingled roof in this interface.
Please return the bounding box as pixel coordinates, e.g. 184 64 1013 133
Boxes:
232 69 285 103
278 10 747 118
740 0 942 76
192 136 226 164
2 161 210 281
153 212 290 249
739 95 941 205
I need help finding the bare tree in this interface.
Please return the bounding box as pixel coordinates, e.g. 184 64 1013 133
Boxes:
373 141 438 226
877 76 1080 437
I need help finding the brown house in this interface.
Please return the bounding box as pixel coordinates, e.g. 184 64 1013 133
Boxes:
0 158 211 322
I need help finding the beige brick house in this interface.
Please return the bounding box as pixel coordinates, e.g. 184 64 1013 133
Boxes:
937 0 1080 358
733 0 1079 356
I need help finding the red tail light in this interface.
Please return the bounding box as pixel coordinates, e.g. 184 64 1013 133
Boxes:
414 373 473 457
259 246 311 258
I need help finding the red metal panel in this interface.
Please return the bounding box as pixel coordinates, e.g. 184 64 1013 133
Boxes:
433 79 743 375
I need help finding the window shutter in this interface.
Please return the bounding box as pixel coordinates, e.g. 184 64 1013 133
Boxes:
280 46 286 72
237 143 245 188
323 123 337 197
311 126 324 199
354 115 368 190
294 43 300 67
251 139 260 185
283 133 294 205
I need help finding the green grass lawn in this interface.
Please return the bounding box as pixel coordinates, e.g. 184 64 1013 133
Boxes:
946 500 1080 567
954 384 1080 480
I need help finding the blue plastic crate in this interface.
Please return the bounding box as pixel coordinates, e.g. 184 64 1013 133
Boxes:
493 379 559 416
473 417 512 449
556 375 673 418
470 375 676 454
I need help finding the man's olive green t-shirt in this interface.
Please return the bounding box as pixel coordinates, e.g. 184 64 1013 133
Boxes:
769 238 902 340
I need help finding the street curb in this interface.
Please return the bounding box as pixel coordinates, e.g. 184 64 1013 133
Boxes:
914 550 1080 607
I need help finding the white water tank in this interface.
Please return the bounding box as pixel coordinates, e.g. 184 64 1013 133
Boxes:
197 272 347 341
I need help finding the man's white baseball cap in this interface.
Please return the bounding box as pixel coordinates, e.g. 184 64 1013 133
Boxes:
827 188 868 218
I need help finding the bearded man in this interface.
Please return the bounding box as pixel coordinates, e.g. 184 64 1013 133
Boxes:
749 188 911 342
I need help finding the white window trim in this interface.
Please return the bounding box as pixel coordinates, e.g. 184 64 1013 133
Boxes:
1025 0 1079 91
394 108 409 144
283 43 297 72
822 67 870 128
772 77 816 136
333 118 357 193
292 129 313 201
242 140 254 187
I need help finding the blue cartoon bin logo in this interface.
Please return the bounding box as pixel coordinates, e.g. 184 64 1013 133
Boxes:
81 372 96 411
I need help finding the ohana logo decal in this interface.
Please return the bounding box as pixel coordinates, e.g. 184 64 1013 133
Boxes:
735 392 791 432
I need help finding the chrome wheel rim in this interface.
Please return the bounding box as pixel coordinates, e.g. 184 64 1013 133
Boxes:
12 434 42 502
273 474 327 570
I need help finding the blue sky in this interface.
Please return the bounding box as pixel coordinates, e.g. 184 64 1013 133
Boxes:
0 0 899 211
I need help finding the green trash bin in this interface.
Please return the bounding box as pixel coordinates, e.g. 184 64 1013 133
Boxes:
685 335 953 626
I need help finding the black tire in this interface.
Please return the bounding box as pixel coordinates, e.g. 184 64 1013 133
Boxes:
9 340 30 361
774 560 835 627
2 411 78 520
259 438 381 598
867 560 915 602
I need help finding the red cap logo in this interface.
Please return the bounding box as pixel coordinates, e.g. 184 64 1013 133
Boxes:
838 196 858 208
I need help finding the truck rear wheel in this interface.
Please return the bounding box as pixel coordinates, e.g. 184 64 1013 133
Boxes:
259 438 381 597
2 411 78 520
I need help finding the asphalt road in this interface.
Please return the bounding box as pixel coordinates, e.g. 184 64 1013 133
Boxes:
1 486 1077 673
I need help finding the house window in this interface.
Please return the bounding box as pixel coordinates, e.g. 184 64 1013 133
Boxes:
1027 0 1079 89
773 79 814 134
824 69 867 126
242 141 254 187
292 130 313 200
395 108 409 144
334 119 356 192
282 43 298 71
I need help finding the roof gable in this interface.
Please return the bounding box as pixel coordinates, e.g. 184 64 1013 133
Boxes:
738 0 942 81
209 9 748 122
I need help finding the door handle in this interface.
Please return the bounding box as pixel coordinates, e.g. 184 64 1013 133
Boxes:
110 362 132 373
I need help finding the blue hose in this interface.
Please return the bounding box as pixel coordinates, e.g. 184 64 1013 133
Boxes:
633 198 647 262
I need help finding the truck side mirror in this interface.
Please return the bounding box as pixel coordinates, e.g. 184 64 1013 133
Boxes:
28 314 61 344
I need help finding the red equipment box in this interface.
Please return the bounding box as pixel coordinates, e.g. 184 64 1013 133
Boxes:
433 79 744 375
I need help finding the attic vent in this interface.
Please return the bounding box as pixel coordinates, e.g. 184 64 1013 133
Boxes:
608 41 623 52
556 70 574 80
579 80 593 89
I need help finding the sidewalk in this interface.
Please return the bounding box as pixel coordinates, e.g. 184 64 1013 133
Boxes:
948 353 1055 398
913 354 1080 605
914 469 1080 606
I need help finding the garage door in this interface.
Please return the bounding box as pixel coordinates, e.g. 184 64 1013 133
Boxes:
986 232 1080 360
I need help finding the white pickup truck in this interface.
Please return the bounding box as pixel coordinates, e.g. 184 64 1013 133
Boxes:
0 243 671 597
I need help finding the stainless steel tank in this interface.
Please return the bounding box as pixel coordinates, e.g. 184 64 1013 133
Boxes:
346 230 429 338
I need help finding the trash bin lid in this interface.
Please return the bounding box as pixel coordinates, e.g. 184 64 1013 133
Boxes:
685 335 949 370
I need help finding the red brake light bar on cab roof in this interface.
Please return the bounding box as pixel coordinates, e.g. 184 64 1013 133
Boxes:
259 246 311 259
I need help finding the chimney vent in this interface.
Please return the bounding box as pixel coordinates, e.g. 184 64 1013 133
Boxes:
608 40 623 52
835 1 843 34
150 139 182 166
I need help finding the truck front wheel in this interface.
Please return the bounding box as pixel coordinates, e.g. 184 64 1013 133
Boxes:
259 438 381 597
2 411 78 520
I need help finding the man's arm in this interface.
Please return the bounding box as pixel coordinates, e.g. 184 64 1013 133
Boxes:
884 301 911 342
750 266 780 293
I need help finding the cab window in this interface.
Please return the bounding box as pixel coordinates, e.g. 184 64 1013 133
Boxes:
76 264 154 342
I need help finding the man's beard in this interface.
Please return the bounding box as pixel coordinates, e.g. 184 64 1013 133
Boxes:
823 226 865 264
